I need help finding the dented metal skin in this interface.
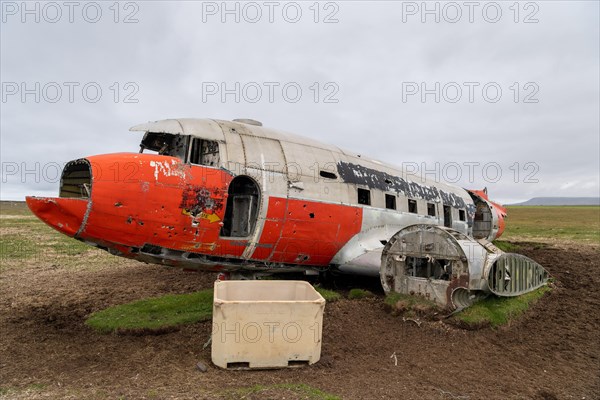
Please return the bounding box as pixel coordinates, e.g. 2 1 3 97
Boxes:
26 118 508 278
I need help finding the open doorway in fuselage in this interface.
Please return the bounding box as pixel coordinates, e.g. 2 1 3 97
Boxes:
220 176 260 238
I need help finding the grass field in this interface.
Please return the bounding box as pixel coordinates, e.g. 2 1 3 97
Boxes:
502 206 600 244
86 289 214 334
0 201 112 271
1 201 598 399
452 286 552 328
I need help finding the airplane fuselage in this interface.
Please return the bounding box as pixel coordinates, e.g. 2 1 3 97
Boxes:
26 118 506 276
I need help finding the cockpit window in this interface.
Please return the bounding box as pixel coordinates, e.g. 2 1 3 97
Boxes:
139 132 188 160
139 133 220 166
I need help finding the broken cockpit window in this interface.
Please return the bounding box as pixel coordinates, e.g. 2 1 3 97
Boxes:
139 132 188 160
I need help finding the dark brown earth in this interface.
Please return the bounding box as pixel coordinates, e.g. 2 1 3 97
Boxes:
1 242 599 399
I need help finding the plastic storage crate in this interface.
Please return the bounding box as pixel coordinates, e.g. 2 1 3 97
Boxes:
211 280 325 369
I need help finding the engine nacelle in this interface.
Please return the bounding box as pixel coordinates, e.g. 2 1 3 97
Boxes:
468 189 507 241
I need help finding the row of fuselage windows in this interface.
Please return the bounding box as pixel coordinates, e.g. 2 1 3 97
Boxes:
357 188 466 222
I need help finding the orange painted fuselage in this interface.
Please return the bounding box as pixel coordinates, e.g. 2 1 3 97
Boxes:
27 152 362 272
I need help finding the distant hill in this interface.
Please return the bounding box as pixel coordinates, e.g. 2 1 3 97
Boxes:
509 197 600 206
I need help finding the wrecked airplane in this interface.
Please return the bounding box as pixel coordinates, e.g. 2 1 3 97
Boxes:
26 118 548 309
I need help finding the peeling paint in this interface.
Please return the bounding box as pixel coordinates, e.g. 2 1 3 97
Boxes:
337 161 468 209
179 184 225 217
149 160 186 181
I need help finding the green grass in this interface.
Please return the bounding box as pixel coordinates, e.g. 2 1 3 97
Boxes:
0 233 38 260
384 291 440 317
222 383 340 400
492 240 521 252
0 201 33 216
315 287 342 302
0 203 106 267
86 289 213 334
348 288 375 299
503 206 600 244
0 383 47 397
0 230 96 265
452 286 551 328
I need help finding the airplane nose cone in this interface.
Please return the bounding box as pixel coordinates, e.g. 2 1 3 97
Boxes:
26 196 90 237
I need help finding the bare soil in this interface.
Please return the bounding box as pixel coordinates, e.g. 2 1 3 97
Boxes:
1 242 598 399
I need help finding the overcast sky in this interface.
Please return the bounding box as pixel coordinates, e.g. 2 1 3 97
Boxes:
1 0 598 204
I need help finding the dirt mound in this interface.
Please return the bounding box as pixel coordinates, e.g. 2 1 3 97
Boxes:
1 243 598 399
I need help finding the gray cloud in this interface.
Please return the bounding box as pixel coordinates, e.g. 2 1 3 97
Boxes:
1 1 598 204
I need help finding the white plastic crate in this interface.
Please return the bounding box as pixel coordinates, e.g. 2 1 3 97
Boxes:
211 280 325 369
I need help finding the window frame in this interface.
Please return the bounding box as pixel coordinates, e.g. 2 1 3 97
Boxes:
357 187 371 206
385 194 397 210
408 199 418 214
427 203 436 217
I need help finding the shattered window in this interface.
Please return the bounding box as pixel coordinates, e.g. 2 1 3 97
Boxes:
140 132 188 160
459 209 466 221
